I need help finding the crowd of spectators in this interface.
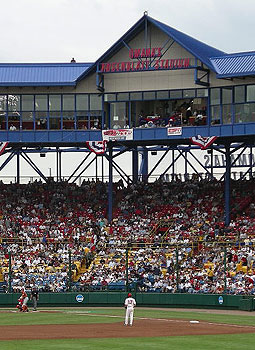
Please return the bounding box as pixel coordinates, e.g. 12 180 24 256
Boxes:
0 177 255 294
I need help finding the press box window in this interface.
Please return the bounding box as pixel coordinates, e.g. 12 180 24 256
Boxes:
90 94 102 110
170 90 182 99
247 85 255 102
234 86 245 103
183 89 195 98
76 95 89 110
63 95 75 110
210 88 220 105
222 87 232 104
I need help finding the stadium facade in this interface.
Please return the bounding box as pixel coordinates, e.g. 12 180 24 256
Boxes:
1 13 255 222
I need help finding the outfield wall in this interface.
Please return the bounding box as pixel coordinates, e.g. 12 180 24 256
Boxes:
0 293 254 311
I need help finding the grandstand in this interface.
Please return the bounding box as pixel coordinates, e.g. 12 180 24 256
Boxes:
0 178 255 295
1 13 255 301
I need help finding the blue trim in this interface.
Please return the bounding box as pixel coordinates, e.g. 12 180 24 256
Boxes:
216 72 255 78
1 123 255 143
0 82 77 87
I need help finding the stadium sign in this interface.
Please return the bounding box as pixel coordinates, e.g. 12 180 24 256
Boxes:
129 47 162 59
204 153 255 168
99 46 190 73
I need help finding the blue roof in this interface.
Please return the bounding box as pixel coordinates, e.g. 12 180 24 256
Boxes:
210 52 255 78
0 63 92 86
0 15 254 86
147 16 225 71
78 14 226 81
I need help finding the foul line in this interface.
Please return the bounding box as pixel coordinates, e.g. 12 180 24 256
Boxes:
64 311 255 329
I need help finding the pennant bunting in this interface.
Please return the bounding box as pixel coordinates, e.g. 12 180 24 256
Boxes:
86 141 107 155
190 135 217 150
0 141 9 156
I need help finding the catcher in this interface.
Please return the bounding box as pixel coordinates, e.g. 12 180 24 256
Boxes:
17 288 29 312
16 295 24 312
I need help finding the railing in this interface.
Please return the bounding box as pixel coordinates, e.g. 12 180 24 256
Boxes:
0 171 252 184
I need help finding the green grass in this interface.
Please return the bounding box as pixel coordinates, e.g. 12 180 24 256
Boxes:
91 308 255 326
1 308 255 350
0 310 122 325
1 334 255 350
1 307 255 326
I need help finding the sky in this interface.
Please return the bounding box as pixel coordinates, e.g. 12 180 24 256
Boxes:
1 0 254 181
1 0 255 63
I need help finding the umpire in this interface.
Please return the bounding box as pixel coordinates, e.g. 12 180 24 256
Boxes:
30 286 39 311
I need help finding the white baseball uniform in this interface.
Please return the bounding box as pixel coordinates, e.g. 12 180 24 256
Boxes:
124 296 136 326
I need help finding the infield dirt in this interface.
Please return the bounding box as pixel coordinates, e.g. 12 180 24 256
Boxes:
1 318 255 340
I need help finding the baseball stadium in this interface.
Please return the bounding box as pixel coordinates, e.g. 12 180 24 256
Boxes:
1 12 255 350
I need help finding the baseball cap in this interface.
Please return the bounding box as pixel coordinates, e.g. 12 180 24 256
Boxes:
128 293 132 297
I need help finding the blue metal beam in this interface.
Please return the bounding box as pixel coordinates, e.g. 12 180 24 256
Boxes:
147 148 170 178
132 147 139 183
224 145 231 225
0 151 16 172
71 155 96 184
20 152 49 183
108 145 113 222
67 153 91 182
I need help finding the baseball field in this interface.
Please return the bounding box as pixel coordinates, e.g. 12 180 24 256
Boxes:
0 307 255 350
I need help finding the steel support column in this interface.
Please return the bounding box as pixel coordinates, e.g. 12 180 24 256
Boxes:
140 148 148 182
108 145 113 222
250 146 253 179
224 145 231 226
184 149 188 179
101 155 104 182
132 147 139 183
172 149 175 179
16 150 20 184
56 148 59 181
59 150 62 181
95 155 98 181
56 148 62 182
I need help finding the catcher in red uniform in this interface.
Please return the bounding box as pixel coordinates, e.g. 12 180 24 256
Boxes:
17 289 29 312
16 296 24 312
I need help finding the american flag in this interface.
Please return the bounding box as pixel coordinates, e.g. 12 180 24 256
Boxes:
190 135 217 150
86 141 107 154
0 142 9 156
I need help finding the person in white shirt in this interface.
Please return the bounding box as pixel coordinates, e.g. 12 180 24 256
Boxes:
124 293 136 326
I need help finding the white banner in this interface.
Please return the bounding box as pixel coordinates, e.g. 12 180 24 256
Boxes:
102 129 133 141
167 127 182 136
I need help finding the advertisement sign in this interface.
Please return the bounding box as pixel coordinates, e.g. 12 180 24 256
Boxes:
76 294 84 303
102 129 133 141
167 127 182 136
218 296 224 305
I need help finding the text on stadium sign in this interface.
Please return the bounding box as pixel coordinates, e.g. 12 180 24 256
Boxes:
129 47 162 59
99 46 190 73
